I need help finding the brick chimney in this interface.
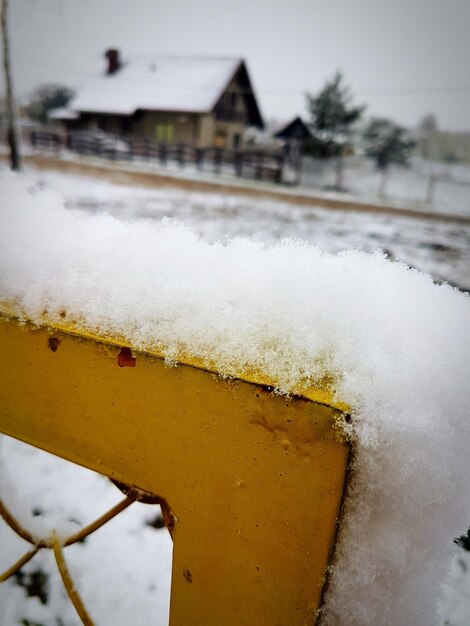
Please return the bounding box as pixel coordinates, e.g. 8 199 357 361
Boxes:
105 49 121 75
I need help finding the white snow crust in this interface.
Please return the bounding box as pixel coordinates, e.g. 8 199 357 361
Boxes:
1 171 470 625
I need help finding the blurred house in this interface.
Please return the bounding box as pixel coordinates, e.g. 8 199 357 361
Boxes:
273 117 313 184
274 117 312 150
245 117 313 154
50 49 263 149
417 115 470 163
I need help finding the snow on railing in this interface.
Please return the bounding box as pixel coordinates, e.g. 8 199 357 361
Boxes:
0 172 470 625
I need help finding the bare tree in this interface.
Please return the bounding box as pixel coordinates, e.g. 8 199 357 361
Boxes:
1 0 20 170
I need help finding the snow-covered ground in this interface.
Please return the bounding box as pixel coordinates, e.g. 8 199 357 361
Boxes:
302 156 470 217
0 439 172 626
3 141 470 218
1 166 469 626
27 167 470 291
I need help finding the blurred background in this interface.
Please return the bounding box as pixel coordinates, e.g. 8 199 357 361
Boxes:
1 2 469 625
1 0 470 209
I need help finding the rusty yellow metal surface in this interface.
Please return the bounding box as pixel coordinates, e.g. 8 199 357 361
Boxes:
0 310 350 626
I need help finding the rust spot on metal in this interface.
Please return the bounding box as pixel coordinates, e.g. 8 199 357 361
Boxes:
117 347 136 367
160 500 176 539
112 480 176 539
183 569 193 583
48 336 61 352
112 479 161 504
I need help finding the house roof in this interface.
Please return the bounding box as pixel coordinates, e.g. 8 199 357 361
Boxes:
48 107 79 121
67 56 263 127
274 117 313 141
274 116 353 147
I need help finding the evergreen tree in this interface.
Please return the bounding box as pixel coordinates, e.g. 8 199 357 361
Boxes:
306 72 365 158
363 117 415 170
26 84 75 124
455 528 470 551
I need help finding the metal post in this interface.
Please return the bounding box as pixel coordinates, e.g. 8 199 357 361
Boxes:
426 174 437 204
1 0 21 170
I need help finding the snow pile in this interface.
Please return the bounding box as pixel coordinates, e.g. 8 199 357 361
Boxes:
439 550 470 626
1 171 470 625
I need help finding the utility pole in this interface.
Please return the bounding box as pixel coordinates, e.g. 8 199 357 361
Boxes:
1 0 21 170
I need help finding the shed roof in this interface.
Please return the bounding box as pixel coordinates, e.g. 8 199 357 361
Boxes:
48 107 79 121
274 117 313 141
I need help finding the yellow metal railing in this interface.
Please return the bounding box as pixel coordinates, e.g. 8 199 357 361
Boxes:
0 306 351 625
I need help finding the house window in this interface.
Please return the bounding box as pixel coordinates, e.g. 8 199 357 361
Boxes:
222 92 236 112
214 131 226 148
215 92 241 122
121 117 132 135
155 123 174 143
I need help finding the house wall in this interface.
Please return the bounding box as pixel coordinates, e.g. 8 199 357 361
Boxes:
78 111 200 145
418 129 470 164
132 111 199 145
71 74 253 149
432 132 470 163
213 119 246 150
104 106 247 149
198 115 215 147
210 75 250 149
130 105 247 149
197 115 245 149
81 113 128 135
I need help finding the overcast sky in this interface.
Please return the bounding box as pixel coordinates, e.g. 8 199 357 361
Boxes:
3 0 470 131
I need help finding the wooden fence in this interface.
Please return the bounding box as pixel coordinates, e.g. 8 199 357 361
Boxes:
27 129 285 184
